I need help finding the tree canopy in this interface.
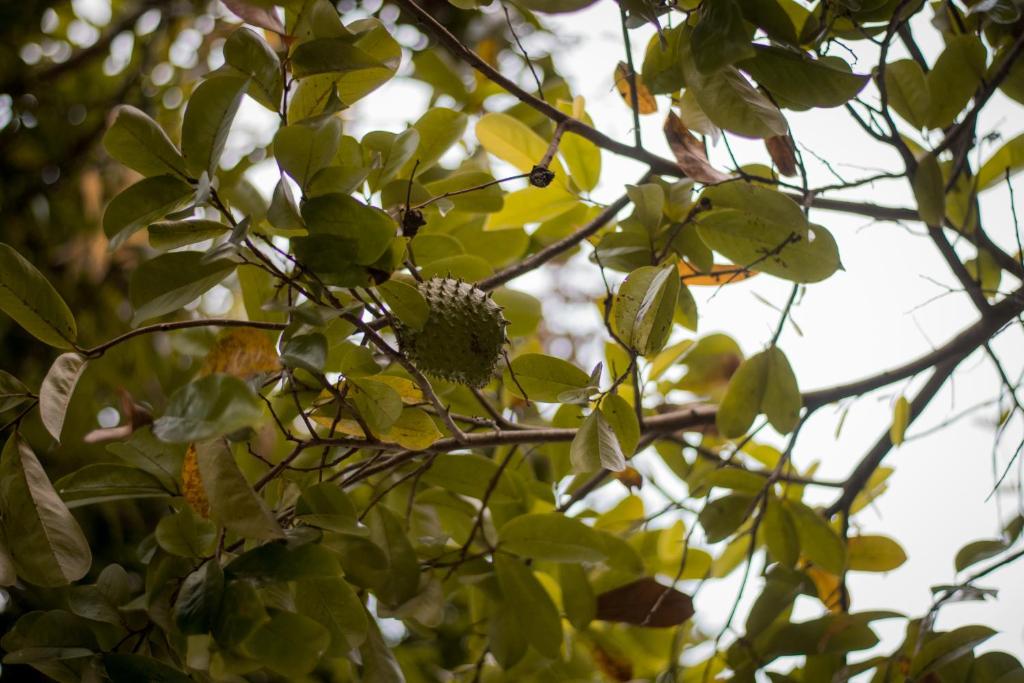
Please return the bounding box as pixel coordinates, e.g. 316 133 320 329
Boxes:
0 0 1023 681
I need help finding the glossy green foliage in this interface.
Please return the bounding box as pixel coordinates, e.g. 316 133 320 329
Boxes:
0 0 1021 681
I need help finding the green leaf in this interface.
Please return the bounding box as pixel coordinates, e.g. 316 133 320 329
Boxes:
55 464 171 507
242 611 331 678
909 625 997 678
103 654 192 683
890 396 910 446
691 0 754 74
556 99 601 192
601 393 640 457
763 496 800 567
39 353 88 442
296 192 396 266
485 184 579 231
686 63 788 139
148 219 228 250
281 333 327 374
559 564 596 629
954 539 1007 572
500 513 608 563
925 35 986 129
571 409 627 473
717 347 801 438
155 507 216 557
173 561 224 635
0 242 78 349
181 75 249 177
612 264 680 356
699 493 755 543
290 37 385 78
378 279 429 330
642 24 688 95
978 133 1024 190
399 107 469 176
364 128 420 190
350 377 403 434
626 183 665 232
152 374 263 443
366 506 419 607
739 45 869 109
788 501 845 574
476 112 566 179
0 435 91 586
226 541 342 582
107 427 184 492
129 251 236 325
194 439 283 540
696 210 841 283
494 555 563 658
274 119 343 189
746 570 802 637
103 175 195 249
223 27 282 109
912 153 945 228
491 288 541 337
213 579 268 648
846 535 907 572
505 353 592 403
884 59 930 129
0 370 32 413
295 577 369 655
102 105 187 178
419 452 521 503
359 607 407 682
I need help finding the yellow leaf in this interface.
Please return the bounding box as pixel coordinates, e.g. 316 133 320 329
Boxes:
312 407 442 450
359 375 424 405
200 328 280 378
890 396 910 446
614 62 658 114
181 444 210 518
805 564 844 613
475 112 566 180
677 260 759 286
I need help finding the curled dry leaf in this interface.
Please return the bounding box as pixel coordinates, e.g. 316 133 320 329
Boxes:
677 260 759 286
595 577 695 627
221 0 286 35
181 444 210 518
765 134 798 177
664 112 731 184
614 62 658 115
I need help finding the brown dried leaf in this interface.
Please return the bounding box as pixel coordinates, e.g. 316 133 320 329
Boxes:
664 112 731 184
200 328 281 379
595 577 694 627
614 62 658 115
591 643 633 682
765 134 798 177
181 444 210 518
221 0 285 35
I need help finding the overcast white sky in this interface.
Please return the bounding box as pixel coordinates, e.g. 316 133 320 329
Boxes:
220 0 1024 670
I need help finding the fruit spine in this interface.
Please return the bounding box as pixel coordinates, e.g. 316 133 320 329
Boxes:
394 277 507 388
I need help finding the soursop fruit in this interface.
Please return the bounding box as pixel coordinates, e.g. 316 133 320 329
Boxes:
394 277 507 388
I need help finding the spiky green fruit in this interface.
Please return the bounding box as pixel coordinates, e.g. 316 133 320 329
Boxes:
394 277 507 388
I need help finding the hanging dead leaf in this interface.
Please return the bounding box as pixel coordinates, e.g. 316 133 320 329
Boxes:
201 328 281 379
677 261 759 286
181 444 210 518
765 135 797 177
614 62 658 115
221 0 286 34
595 577 694 627
664 112 731 184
